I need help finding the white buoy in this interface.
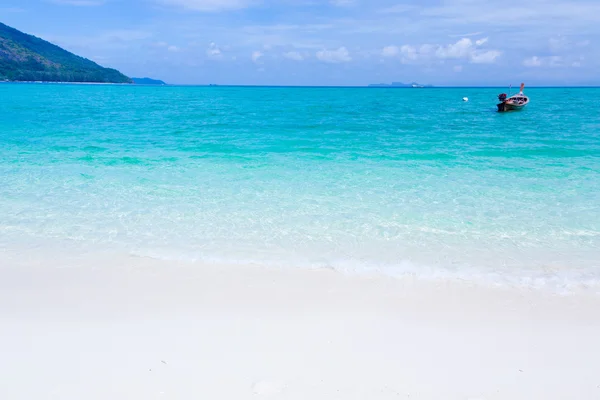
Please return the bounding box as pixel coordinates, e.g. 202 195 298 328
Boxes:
462 97 469 102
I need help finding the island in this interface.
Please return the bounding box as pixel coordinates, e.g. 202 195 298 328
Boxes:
368 82 433 88
0 22 132 83
132 77 166 85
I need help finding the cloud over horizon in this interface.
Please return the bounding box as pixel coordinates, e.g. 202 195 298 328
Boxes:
2 0 597 85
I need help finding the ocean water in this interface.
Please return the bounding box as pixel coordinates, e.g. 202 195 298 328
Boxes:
1 84 599 290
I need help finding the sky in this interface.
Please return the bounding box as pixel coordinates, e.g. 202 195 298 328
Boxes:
1 0 598 85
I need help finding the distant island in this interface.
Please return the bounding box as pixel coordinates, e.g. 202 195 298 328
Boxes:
132 77 166 85
368 82 433 88
0 22 132 83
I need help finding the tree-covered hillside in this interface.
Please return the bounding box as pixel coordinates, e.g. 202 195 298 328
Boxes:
0 22 132 83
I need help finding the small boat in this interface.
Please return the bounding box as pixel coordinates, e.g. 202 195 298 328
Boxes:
497 83 529 112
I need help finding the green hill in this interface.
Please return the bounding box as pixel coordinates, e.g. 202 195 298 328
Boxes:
0 22 132 83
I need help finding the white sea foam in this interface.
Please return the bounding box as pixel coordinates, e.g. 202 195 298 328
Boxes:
126 245 600 295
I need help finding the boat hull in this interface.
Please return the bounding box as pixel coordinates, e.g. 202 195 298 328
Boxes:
497 102 527 112
497 83 529 112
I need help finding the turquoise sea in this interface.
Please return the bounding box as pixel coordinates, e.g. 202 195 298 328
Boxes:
1 84 599 290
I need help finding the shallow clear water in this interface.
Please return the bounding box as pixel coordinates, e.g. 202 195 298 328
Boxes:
1 84 599 289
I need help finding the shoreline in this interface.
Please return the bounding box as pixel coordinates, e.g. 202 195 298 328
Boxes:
2 242 599 295
1 250 600 399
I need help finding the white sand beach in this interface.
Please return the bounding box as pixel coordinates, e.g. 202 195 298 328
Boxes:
1 249 599 400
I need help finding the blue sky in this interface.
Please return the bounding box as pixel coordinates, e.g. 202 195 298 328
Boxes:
1 0 598 85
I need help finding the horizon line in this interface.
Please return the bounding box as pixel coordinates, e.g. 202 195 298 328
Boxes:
3 82 600 89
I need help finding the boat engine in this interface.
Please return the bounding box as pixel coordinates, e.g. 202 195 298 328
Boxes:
498 93 507 102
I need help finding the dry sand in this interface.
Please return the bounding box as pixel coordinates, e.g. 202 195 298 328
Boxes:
1 250 599 399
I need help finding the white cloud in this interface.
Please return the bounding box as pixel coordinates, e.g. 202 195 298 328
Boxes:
48 0 599 85
283 51 304 61
206 42 223 59
168 45 180 52
400 44 418 61
158 0 255 12
436 38 474 59
470 50 501 64
316 47 351 63
252 50 263 63
382 38 500 64
523 56 542 67
523 55 567 67
475 37 488 46
437 38 500 63
381 45 399 57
